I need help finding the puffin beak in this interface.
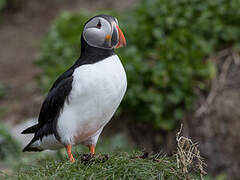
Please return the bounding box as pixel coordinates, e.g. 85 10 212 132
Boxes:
115 25 126 48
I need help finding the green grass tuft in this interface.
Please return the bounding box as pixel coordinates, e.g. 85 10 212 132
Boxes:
3 151 189 180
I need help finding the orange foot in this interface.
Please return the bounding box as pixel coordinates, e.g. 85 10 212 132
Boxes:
88 145 95 156
66 145 75 163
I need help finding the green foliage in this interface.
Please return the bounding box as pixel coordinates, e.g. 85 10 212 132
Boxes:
0 123 21 161
36 11 89 89
205 174 227 180
0 0 6 22
120 0 240 130
36 0 240 130
4 151 191 180
0 81 6 98
0 0 6 11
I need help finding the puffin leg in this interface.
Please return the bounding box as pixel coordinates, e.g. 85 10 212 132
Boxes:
66 145 75 163
88 145 95 156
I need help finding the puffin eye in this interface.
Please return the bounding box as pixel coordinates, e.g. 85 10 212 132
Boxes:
96 20 101 29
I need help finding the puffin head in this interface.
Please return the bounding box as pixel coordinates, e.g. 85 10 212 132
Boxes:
82 15 126 50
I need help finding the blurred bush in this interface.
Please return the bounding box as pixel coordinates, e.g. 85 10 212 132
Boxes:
0 0 20 12
0 123 21 161
36 0 240 131
36 12 89 88
0 0 6 11
0 0 6 20
36 10 117 87
0 81 6 99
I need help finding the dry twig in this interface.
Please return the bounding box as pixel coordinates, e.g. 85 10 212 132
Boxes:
175 124 207 180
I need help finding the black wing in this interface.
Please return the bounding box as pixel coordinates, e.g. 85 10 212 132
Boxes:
49 66 75 91
22 76 73 152
22 65 75 135
38 76 73 129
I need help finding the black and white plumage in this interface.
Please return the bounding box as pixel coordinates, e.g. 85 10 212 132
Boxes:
22 15 127 161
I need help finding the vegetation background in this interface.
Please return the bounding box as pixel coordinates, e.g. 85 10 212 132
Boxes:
0 0 240 179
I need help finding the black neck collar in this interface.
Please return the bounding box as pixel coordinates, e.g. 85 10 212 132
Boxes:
74 36 115 67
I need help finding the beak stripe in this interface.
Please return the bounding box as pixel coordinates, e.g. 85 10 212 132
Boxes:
116 25 126 48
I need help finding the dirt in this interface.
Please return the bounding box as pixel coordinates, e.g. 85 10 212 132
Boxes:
0 0 135 124
80 153 109 165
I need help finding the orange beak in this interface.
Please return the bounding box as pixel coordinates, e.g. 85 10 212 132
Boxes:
115 25 126 48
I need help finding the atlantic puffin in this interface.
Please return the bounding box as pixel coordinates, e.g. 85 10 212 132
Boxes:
22 15 127 162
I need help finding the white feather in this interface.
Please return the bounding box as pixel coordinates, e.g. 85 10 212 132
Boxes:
55 55 127 147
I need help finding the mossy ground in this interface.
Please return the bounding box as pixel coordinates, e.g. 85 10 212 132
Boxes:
2 151 189 180
0 131 212 180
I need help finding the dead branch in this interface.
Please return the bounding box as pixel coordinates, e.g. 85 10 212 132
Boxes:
175 124 207 180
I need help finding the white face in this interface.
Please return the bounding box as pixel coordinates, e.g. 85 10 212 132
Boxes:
83 17 119 49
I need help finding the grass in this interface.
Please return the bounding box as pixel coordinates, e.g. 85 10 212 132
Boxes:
2 151 188 180
0 130 206 180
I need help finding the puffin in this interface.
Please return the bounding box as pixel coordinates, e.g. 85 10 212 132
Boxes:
22 14 127 163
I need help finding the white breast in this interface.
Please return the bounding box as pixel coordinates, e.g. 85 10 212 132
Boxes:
57 55 127 146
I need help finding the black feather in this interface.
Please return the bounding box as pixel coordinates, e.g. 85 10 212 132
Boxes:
21 124 38 134
23 145 42 152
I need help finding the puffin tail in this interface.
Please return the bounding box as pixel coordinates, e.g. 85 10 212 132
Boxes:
22 138 43 152
22 146 42 152
21 124 38 134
